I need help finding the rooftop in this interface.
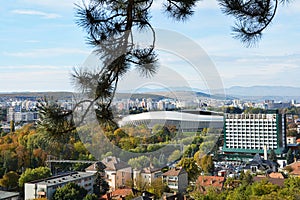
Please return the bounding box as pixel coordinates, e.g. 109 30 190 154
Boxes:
253 176 285 187
162 167 187 177
196 176 225 190
101 156 131 171
100 188 137 200
26 172 95 187
119 111 223 124
286 161 300 176
0 191 19 199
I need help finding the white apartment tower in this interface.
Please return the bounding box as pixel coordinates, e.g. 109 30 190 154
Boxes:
223 112 287 156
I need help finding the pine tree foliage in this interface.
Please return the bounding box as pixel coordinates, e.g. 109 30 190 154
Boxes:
218 0 290 46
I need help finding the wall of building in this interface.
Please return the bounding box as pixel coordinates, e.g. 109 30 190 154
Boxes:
223 113 287 155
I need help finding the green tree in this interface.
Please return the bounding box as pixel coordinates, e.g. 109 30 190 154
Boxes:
18 167 51 187
268 149 277 163
83 194 98 200
198 155 214 174
177 157 200 182
128 156 150 170
148 178 169 198
93 162 109 197
0 171 19 190
10 120 15 133
286 149 294 165
52 182 87 200
251 179 279 196
133 174 149 191
168 150 182 163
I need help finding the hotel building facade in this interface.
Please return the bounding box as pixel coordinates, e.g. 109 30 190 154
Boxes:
223 112 287 156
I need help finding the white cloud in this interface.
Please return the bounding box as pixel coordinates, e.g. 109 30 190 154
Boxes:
12 9 61 19
0 67 73 92
19 0 76 10
0 65 71 71
4 48 90 58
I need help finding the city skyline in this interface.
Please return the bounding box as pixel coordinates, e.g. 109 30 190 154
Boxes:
1 1 300 92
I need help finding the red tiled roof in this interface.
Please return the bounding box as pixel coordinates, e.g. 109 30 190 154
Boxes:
253 176 285 187
162 167 187 177
286 161 300 176
196 176 225 191
100 188 135 200
269 172 285 179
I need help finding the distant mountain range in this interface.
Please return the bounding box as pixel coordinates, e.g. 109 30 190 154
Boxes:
1 86 299 101
225 86 300 102
225 86 300 97
119 85 300 101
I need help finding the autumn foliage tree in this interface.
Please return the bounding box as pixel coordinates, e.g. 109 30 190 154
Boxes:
0 171 19 190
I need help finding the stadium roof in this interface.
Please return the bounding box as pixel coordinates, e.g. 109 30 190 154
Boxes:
119 111 223 124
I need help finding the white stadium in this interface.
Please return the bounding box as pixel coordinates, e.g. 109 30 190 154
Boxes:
118 111 224 132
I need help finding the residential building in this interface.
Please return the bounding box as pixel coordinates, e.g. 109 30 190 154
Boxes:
162 167 188 193
0 191 19 200
223 112 287 157
196 176 225 194
24 172 95 200
133 166 162 186
243 154 278 173
101 156 132 191
287 136 297 144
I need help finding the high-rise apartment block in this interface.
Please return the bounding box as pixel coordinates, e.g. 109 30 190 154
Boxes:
223 112 287 156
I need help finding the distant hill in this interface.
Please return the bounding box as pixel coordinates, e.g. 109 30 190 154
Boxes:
3 85 298 102
226 86 300 97
0 92 74 100
115 93 167 101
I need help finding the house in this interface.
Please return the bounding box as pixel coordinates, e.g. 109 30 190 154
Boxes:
162 167 188 193
24 172 95 200
133 166 162 186
244 154 278 173
100 188 138 200
101 156 132 191
196 176 225 193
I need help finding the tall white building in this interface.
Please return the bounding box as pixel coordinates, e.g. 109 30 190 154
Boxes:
223 112 287 156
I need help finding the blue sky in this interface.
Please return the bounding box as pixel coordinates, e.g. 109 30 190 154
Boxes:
0 0 299 92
